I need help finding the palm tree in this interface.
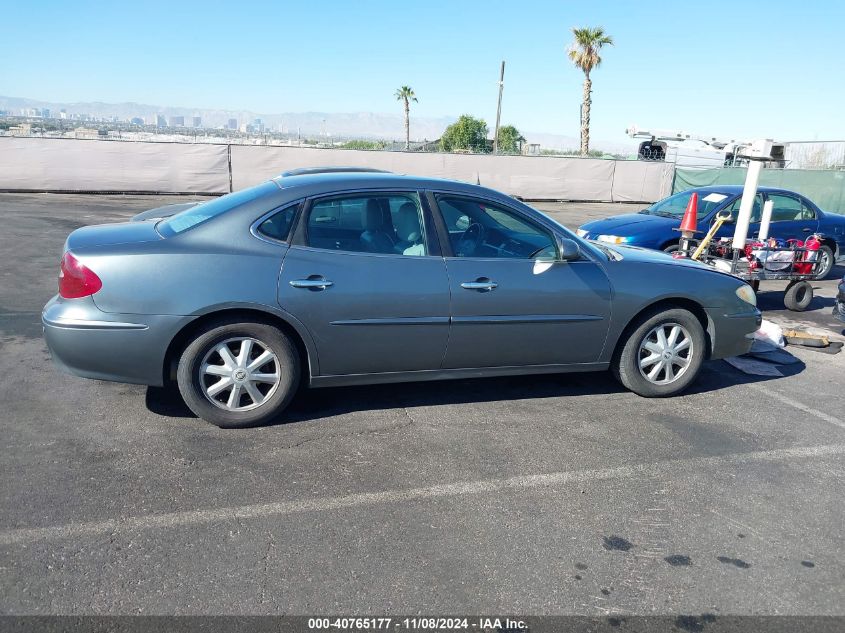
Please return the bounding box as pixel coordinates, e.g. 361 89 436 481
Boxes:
568 27 613 156
394 86 418 150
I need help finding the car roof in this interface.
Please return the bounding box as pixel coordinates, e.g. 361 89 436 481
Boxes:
277 166 391 177
687 185 798 195
269 170 499 197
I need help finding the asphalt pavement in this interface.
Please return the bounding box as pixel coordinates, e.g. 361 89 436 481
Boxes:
1 193 844 617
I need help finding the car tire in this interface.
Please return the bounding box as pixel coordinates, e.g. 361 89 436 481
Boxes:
662 243 680 253
783 280 814 312
177 319 300 428
612 307 706 398
813 245 835 280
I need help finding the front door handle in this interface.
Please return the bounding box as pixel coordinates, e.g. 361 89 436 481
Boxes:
461 279 498 292
802 228 811 232
290 277 334 290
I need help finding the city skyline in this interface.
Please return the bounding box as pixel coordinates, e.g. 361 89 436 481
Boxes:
4 0 844 145
0 94 603 152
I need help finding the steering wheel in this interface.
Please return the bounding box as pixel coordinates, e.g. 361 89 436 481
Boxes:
457 222 485 256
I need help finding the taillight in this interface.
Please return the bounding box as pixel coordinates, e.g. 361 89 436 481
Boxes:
59 252 102 298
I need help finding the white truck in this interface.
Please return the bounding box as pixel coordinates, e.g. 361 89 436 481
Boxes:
626 125 786 169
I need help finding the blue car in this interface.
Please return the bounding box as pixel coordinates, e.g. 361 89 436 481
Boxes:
577 186 845 279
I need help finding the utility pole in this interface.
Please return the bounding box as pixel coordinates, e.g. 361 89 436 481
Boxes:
493 60 505 154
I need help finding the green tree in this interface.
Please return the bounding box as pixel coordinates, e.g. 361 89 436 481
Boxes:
342 139 387 151
496 125 523 154
568 26 613 156
394 86 418 150
440 115 489 153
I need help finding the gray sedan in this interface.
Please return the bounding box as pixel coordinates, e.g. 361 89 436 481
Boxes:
43 169 761 428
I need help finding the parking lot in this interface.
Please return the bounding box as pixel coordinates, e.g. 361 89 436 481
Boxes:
1 192 844 616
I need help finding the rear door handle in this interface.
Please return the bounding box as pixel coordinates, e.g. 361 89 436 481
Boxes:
461 279 498 291
802 228 812 232
290 278 334 290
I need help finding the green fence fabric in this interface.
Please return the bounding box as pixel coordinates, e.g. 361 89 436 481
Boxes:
673 167 845 214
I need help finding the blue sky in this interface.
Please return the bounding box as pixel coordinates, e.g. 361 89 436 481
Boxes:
4 0 844 143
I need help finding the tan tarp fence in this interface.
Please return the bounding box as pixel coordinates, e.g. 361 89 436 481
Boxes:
0 137 230 193
0 137 674 202
610 160 675 203
230 145 674 202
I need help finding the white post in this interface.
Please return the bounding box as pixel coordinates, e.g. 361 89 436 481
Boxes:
732 160 763 250
732 139 773 250
758 199 774 241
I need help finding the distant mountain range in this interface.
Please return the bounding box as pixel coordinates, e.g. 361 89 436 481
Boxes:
0 95 635 153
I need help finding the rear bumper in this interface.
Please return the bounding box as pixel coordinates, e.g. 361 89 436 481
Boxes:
42 295 188 386
706 307 761 359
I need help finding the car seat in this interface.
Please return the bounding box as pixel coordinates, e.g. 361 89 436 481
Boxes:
360 199 398 253
394 203 425 256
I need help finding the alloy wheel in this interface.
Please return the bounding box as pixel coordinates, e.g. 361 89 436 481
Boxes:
199 337 281 411
637 323 694 385
817 249 832 279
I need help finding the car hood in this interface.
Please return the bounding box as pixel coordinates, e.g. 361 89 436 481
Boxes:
601 242 717 272
66 221 162 251
581 212 681 234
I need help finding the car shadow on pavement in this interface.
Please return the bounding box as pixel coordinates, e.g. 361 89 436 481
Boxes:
144 355 806 426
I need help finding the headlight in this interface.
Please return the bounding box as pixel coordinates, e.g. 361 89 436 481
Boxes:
735 284 757 307
576 228 589 238
597 234 632 244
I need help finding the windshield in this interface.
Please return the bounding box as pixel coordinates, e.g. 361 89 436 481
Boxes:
156 186 266 236
642 190 730 218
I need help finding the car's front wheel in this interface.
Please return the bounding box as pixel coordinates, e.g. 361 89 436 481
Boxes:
177 319 300 428
612 307 706 397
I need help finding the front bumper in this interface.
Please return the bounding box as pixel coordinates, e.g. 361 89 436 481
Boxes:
705 307 762 359
42 295 188 386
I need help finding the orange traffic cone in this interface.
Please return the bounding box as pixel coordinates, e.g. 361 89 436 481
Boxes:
678 192 699 233
673 192 701 256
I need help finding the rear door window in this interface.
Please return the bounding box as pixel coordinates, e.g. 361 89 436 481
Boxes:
305 193 428 256
767 194 814 222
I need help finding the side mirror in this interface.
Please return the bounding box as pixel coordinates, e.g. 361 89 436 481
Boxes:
455 215 471 231
558 237 581 261
714 211 734 224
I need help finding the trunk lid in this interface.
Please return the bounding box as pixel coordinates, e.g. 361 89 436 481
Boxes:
65 221 163 251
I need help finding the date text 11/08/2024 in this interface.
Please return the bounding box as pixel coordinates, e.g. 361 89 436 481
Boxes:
307 617 527 631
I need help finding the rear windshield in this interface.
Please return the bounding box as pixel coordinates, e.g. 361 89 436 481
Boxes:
156 186 265 236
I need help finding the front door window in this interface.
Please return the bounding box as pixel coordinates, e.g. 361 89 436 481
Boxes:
436 196 557 260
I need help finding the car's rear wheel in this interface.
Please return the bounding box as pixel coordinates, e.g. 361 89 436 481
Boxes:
177 319 300 428
813 245 834 280
612 307 706 397
662 243 680 254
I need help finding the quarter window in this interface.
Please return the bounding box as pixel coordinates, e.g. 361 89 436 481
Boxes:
436 196 557 259
256 203 299 242
305 193 428 256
